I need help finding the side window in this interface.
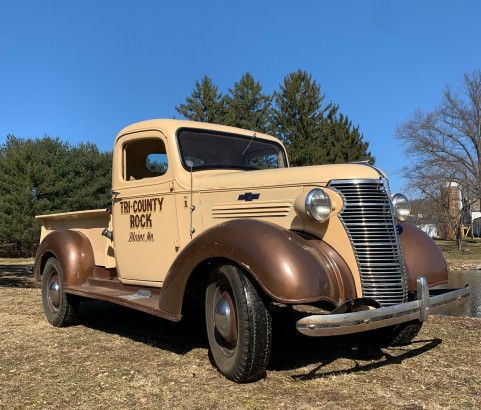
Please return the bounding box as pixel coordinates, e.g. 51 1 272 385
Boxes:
146 153 168 173
124 138 168 181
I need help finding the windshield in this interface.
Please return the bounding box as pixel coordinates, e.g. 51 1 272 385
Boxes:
177 128 287 171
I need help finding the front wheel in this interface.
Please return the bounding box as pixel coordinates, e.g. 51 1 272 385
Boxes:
205 263 272 382
371 320 423 347
41 257 79 327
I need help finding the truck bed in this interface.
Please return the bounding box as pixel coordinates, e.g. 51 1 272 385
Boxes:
36 209 115 268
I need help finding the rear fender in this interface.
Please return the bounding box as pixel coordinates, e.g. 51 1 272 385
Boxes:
34 230 95 286
159 219 356 317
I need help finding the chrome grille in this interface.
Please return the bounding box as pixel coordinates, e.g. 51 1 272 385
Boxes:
329 179 407 306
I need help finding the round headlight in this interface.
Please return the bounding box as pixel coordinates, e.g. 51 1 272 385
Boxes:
305 189 332 222
392 193 410 221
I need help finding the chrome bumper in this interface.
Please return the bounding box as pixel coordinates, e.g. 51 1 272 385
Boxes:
296 276 470 337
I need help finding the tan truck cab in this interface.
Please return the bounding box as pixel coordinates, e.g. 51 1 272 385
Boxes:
34 119 470 382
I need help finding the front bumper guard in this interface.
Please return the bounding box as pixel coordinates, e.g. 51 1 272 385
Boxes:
296 276 470 337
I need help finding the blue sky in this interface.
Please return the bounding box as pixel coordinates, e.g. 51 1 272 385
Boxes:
1 0 481 194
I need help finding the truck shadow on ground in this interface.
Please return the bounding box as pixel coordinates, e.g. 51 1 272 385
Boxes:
0 264 36 288
78 300 208 355
287 338 441 381
78 299 441 377
269 310 442 379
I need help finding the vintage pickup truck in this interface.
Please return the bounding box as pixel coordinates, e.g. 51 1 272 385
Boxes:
34 119 469 382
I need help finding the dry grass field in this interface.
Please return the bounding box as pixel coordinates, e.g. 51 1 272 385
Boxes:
0 262 480 409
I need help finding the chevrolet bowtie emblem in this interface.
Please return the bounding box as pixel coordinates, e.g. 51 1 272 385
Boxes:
238 192 260 201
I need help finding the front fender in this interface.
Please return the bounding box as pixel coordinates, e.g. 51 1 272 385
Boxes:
34 230 95 286
399 221 448 290
159 219 356 316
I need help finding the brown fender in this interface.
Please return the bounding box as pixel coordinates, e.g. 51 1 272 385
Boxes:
158 219 356 316
399 221 448 290
34 230 95 287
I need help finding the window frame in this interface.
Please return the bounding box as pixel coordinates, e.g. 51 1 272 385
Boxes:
176 127 287 172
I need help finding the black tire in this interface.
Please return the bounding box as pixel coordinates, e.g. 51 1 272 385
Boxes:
41 257 79 327
371 320 423 347
205 263 272 382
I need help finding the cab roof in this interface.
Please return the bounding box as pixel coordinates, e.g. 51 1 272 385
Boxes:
115 119 283 145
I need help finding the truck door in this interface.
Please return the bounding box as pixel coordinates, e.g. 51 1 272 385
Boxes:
112 131 179 285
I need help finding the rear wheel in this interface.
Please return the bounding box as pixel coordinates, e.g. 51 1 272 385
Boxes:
205 263 272 382
41 257 79 327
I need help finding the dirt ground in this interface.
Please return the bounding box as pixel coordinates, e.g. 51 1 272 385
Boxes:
1 264 480 410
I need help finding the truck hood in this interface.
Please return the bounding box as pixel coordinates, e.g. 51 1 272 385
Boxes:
198 163 383 191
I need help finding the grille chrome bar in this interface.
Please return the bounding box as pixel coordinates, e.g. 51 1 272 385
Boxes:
329 179 407 306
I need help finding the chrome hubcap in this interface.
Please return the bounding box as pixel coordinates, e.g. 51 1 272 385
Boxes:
48 277 60 309
214 296 231 339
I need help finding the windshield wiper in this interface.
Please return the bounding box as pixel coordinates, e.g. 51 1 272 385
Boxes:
242 132 256 156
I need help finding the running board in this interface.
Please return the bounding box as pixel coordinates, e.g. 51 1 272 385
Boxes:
64 278 180 322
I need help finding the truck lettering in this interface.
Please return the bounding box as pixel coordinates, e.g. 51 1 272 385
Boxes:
130 213 153 229
121 197 164 215
128 231 155 242
128 232 145 242
121 201 131 214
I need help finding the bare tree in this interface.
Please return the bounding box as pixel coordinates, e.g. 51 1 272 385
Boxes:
408 198 443 236
397 70 481 250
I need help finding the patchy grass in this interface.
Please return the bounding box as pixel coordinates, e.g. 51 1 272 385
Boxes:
435 239 481 263
1 264 480 409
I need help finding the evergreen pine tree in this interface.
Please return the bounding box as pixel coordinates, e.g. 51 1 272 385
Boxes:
63 143 112 211
0 135 112 253
0 136 39 248
322 108 375 164
223 72 272 133
273 69 334 166
175 75 225 123
273 69 373 166
176 70 374 167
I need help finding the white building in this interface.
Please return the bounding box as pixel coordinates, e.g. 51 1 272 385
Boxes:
418 224 438 238
472 212 481 237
